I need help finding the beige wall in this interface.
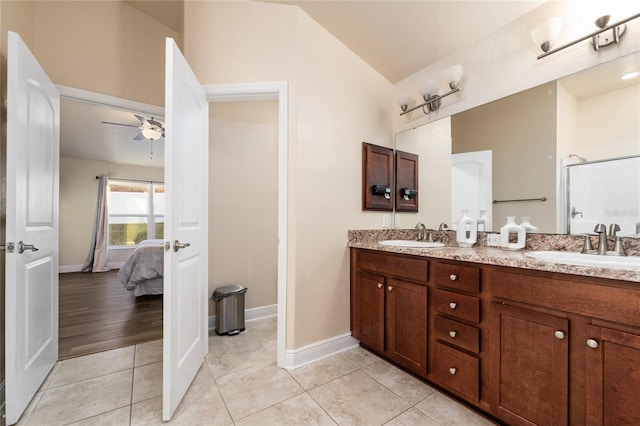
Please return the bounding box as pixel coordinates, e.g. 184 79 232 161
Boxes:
575 84 640 161
59 156 163 268
394 117 452 229
208 101 278 314
32 1 179 106
452 82 558 232
185 1 394 349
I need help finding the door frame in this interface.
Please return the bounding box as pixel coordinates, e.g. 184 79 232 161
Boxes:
204 82 288 368
57 82 289 369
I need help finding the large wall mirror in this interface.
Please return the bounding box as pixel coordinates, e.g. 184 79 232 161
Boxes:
394 51 640 235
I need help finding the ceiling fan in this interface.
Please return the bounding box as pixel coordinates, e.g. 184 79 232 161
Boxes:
102 114 165 141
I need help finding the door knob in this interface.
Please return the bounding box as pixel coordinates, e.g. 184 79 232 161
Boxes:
449 302 457 309
554 330 565 340
449 331 457 338
387 286 394 292
449 367 457 375
18 241 39 254
586 339 599 349
377 283 383 289
173 240 191 252
449 274 458 281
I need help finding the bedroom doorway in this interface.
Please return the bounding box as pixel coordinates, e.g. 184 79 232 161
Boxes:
58 87 166 359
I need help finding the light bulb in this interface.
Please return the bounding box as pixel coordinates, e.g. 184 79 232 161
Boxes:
442 65 463 90
531 17 562 52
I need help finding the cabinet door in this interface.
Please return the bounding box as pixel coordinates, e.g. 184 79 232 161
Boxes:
585 325 640 426
386 278 427 375
354 271 385 352
490 304 568 426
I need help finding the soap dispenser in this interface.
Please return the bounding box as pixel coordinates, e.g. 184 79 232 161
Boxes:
500 216 526 250
456 209 478 248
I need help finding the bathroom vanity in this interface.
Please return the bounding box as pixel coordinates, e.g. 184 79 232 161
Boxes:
349 234 640 426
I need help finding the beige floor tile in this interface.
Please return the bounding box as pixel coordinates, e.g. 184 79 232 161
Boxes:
383 407 441 426
289 352 358 390
39 363 60 390
67 406 131 425
135 339 163 367
25 369 132 426
415 392 496 425
133 361 163 403
206 341 274 378
208 332 265 357
131 367 233 425
216 363 304 420
235 393 337 426
340 345 380 367
362 358 437 404
47 346 134 388
309 370 410 426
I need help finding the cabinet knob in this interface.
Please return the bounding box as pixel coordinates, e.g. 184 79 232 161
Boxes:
554 330 565 340
377 283 383 289
387 286 394 292
449 367 457 375
449 302 457 309
449 274 458 281
449 331 457 338
586 339 599 349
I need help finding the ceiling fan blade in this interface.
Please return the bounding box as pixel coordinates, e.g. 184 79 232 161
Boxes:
133 133 146 141
101 121 139 128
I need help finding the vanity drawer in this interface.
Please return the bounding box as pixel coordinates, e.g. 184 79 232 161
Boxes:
432 262 480 294
430 341 479 401
433 289 480 323
434 315 480 353
356 250 428 282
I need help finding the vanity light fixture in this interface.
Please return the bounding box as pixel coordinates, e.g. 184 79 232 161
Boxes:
399 65 463 116
533 12 640 60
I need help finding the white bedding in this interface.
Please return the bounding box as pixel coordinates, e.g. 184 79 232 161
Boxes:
117 239 164 296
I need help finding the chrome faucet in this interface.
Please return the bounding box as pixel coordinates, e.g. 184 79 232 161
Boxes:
415 222 428 241
593 224 608 255
609 223 626 256
438 222 449 231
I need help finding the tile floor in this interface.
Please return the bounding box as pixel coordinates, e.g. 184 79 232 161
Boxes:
17 317 496 425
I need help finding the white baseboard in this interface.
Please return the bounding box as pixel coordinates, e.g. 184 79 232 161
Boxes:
208 304 277 330
59 265 83 273
282 332 359 370
59 263 123 273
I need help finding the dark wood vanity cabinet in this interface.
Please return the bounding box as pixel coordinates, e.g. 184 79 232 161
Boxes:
489 303 569 425
351 249 427 376
585 325 640 426
350 248 640 425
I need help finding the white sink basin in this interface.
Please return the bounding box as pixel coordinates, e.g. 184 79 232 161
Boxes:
524 251 640 270
379 240 445 248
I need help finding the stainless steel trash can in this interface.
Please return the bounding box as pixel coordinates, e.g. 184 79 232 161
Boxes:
213 285 247 335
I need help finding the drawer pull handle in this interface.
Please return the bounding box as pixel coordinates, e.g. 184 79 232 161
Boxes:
377 283 383 289
449 274 458 281
449 302 457 309
554 330 565 340
449 367 457 375
387 286 394 292
586 339 599 349
449 331 457 338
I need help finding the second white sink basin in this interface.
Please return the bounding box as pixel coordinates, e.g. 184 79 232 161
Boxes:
379 240 445 248
524 251 640 270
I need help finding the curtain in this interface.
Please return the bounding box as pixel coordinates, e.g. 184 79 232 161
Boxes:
81 175 111 272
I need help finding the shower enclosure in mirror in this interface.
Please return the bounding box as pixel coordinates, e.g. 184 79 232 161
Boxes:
394 51 640 235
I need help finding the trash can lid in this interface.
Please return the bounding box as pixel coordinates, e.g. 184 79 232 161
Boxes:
213 284 247 298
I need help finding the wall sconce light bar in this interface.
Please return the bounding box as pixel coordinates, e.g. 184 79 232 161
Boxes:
536 12 640 60
400 64 463 116
400 85 460 116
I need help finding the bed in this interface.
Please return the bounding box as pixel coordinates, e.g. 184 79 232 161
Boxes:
117 239 164 296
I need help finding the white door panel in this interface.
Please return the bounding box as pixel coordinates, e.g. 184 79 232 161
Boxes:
6 31 60 425
451 150 492 230
163 38 209 421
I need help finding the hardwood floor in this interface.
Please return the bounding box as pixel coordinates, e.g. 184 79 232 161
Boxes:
58 270 163 360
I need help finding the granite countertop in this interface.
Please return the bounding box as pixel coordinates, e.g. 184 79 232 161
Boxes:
348 230 640 283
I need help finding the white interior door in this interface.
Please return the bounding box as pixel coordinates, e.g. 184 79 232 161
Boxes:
163 37 209 421
451 150 492 230
5 32 60 425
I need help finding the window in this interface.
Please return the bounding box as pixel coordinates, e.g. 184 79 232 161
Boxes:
107 179 165 247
